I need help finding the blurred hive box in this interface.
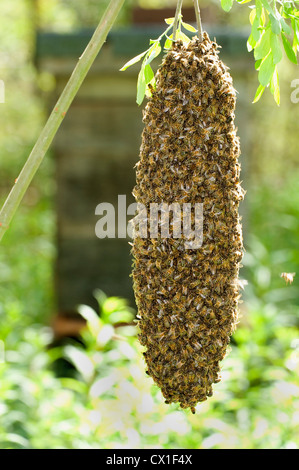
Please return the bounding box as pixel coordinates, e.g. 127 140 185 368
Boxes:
36 25 253 313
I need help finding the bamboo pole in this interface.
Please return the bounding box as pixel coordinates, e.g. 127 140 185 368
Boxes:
0 0 125 242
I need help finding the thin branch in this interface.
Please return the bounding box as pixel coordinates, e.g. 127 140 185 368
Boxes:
173 0 184 41
193 0 203 42
0 0 125 242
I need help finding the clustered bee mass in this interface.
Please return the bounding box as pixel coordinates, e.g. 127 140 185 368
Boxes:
132 32 244 413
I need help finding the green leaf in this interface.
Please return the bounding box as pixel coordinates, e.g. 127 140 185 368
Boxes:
165 17 175 25
270 14 281 34
252 16 262 42
254 26 271 60
261 7 267 26
96 324 114 347
182 21 197 33
177 31 192 45
64 345 94 382
102 296 129 317
255 58 262 70
255 0 263 18
60 377 88 394
247 32 257 51
270 31 283 64
292 18 299 51
293 29 299 52
249 8 256 26
120 50 148 71
260 0 275 17
136 66 146 105
282 1 293 17
253 83 265 103
145 43 161 65
280 18 292 35
237 0 252 3
108 309 134 324
270 67 280 106
78 304 102 337
258 51 275 86
93 288 107 304
3 434 29 449
281 32 298 63
164 34 173 50
221 0 234 12
144 64 154 84
89 375 118 398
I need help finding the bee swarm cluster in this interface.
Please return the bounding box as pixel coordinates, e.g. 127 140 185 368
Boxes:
132 32 244 413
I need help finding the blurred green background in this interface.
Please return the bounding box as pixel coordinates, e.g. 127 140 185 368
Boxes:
0 0 298 449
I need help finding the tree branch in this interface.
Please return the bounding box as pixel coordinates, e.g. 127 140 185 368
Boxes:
193 0 203 42
173 0 184 41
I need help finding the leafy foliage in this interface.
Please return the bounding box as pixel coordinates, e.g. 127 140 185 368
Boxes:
220 0 299 104
120 15 197 105
0 268 298 448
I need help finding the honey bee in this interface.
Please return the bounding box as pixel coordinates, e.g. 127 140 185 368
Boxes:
155 330 166 340
155 259 162 270
182 285 188 296
147 83 156 95
175 359 185 369
281 272 296 284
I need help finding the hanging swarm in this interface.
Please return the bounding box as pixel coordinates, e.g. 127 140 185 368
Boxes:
131 32 244 413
